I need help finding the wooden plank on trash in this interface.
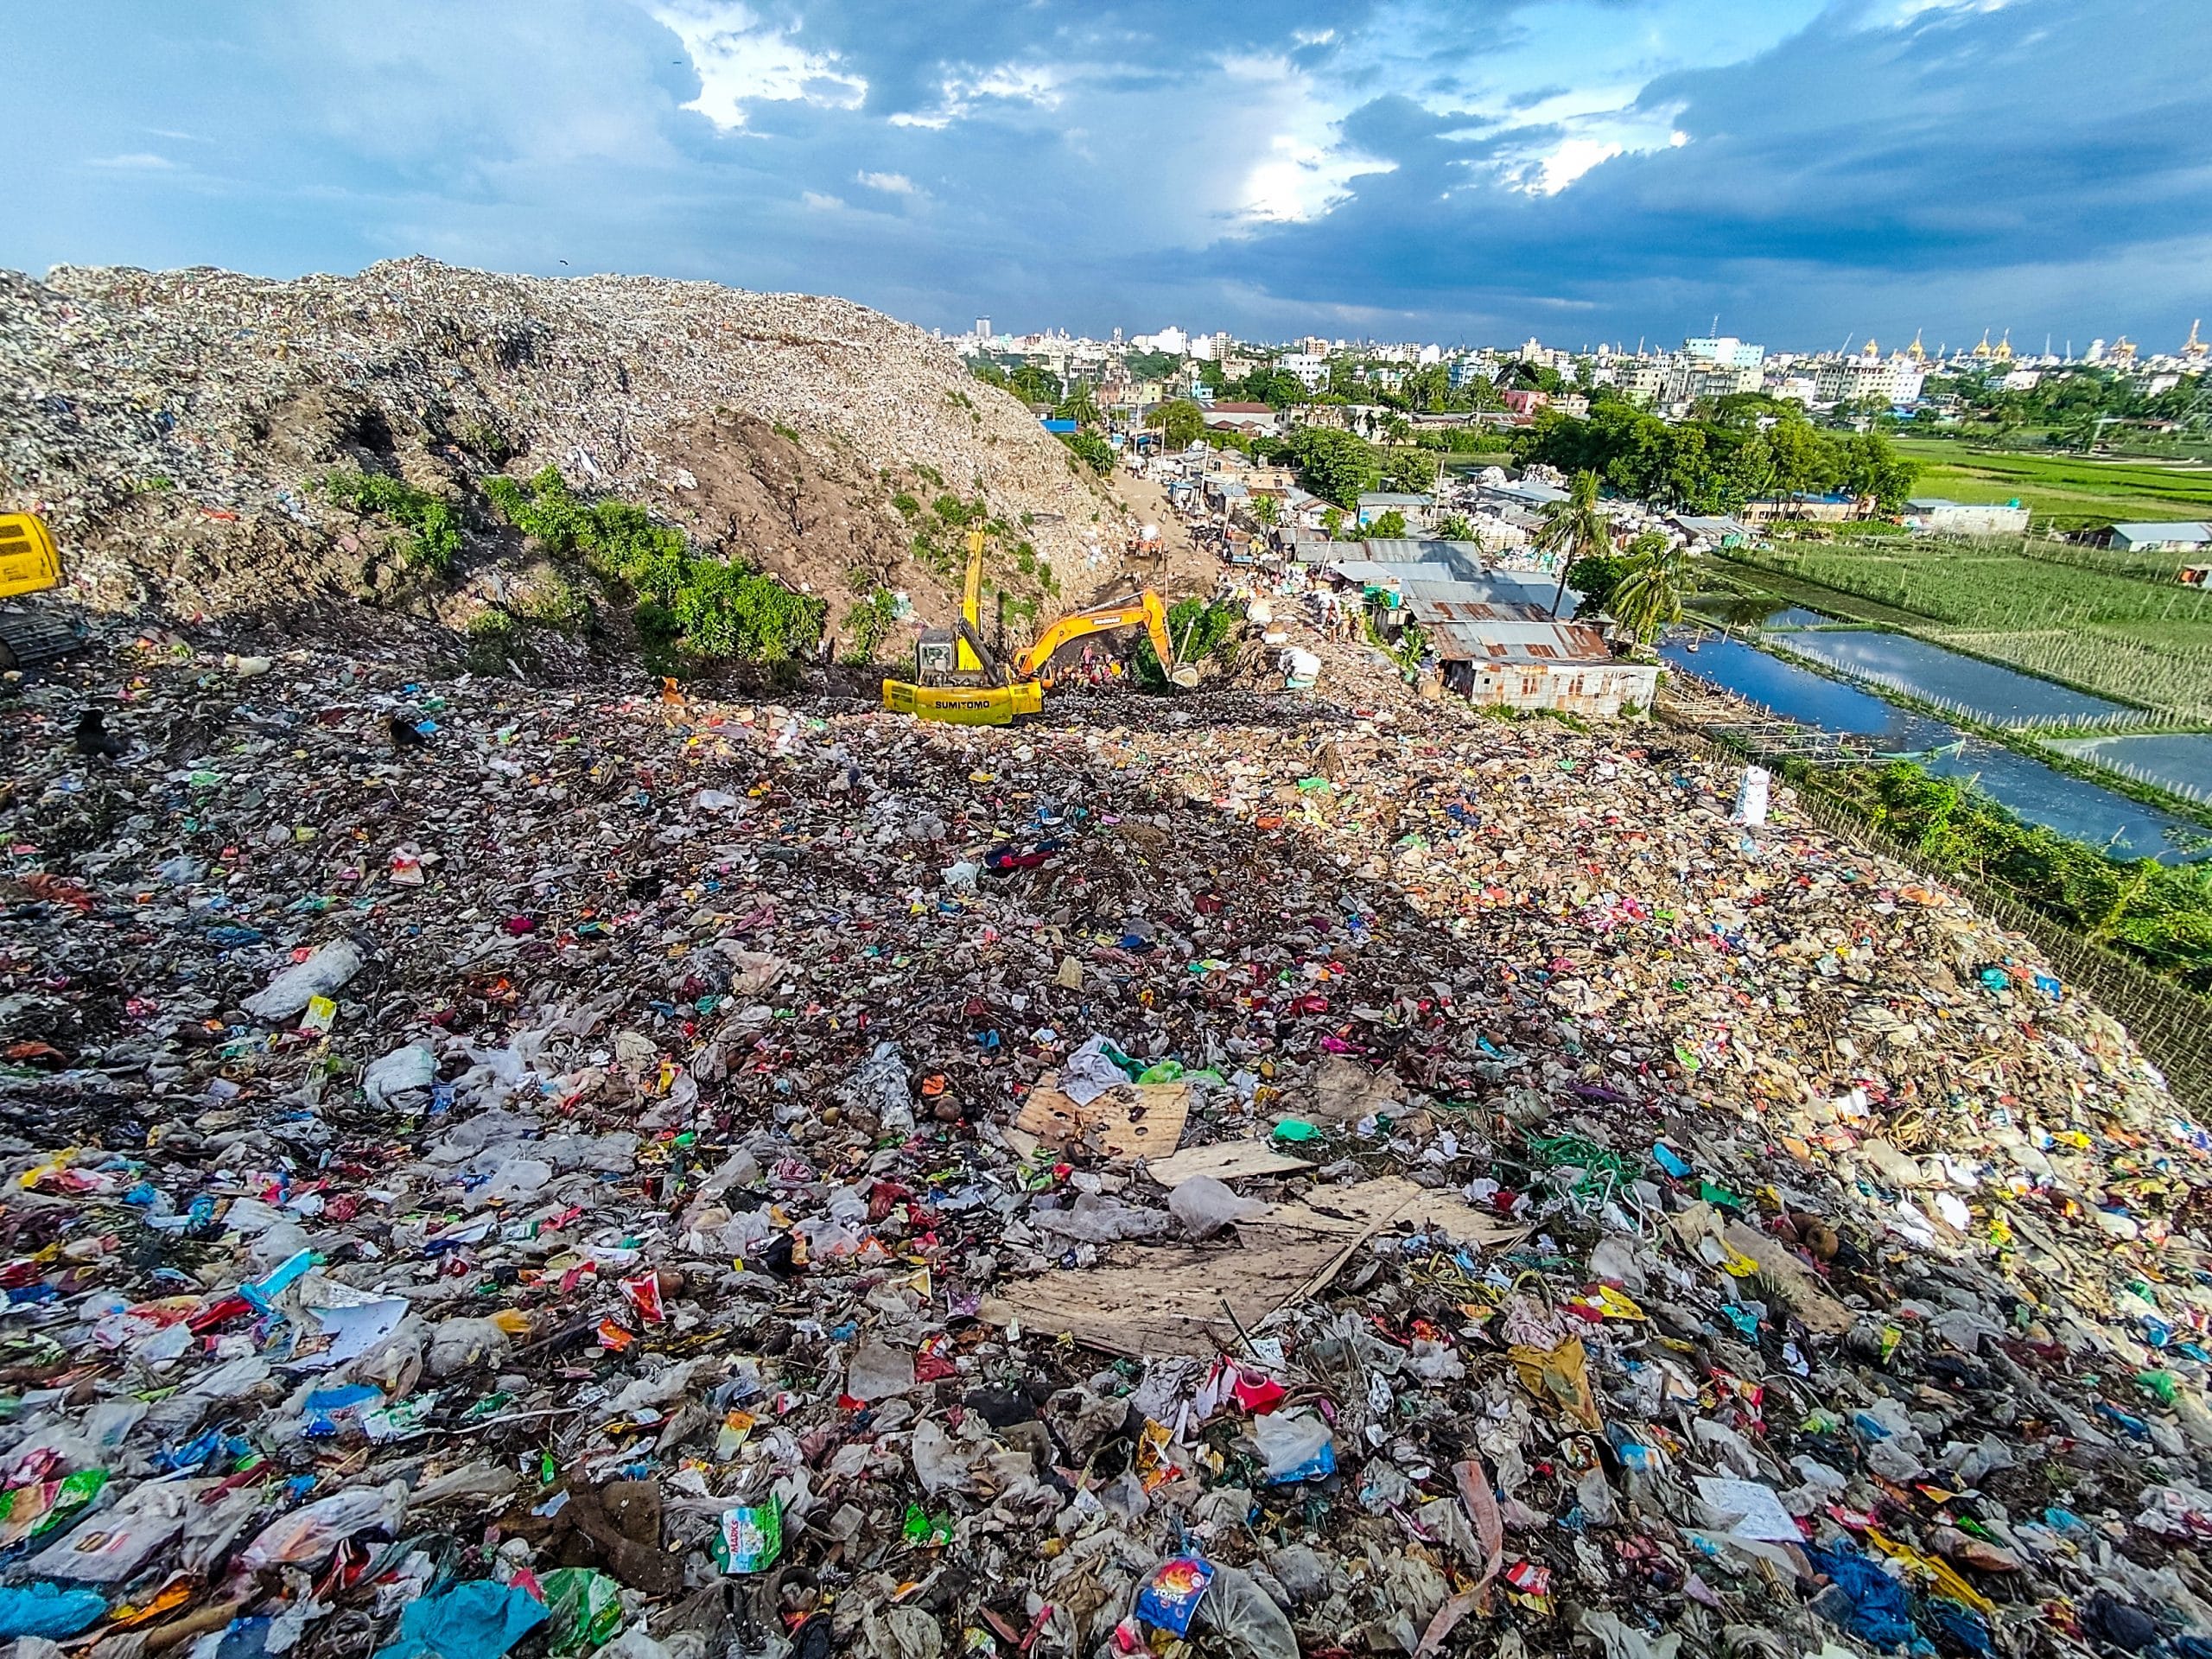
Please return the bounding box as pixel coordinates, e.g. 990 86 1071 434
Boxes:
982 1236 1342 1358
1252 1176 1529 1249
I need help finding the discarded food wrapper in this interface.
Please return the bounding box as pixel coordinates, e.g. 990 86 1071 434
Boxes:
620 1273 666 1324
1135 1554 1215 1637
713 1497 783 1573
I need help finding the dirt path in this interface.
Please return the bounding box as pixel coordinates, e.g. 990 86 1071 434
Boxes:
1102 468 1217 604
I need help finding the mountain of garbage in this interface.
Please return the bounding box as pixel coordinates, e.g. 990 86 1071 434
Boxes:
0 258 1126 624
2 586 2208 1659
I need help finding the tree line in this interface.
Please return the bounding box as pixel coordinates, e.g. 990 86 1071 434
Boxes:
1513 396 1919 512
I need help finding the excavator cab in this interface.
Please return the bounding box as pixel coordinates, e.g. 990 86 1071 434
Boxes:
0 512 80 672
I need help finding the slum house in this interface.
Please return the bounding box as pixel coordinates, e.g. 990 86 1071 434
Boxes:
1741 492 1867 525
1325 550 1656 716
1199 401 1283 439
1475 478 1568 510
1273 524 1330 563
2108 520 2212 555
1326 540 1572 602
1420 601 1657 715
1354 491 1434 530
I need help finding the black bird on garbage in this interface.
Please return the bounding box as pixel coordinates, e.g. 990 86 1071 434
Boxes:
386 714 429 751
73 709 127 759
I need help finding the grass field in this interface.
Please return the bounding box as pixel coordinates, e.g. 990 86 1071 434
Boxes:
1894 437 2212 531
1722 541 2212 720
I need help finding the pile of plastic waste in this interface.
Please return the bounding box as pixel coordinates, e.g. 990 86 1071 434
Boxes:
0 619 2206 1659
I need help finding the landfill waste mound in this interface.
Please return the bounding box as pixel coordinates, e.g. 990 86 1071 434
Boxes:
0 258 1125 620
2 617 2209 1659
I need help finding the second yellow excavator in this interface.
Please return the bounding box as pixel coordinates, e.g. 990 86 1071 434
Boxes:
882 530 1197 724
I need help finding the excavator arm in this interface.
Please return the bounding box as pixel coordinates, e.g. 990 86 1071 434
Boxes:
1013 590 1192 683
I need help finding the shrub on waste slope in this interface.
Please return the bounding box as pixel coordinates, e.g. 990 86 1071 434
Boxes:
485 467 825 667
321 469 462 574
1135 599 1241 687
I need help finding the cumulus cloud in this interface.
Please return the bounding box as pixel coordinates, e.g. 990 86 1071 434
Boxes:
2 0 2204 349
653 0 865 129
1205 0 2212 343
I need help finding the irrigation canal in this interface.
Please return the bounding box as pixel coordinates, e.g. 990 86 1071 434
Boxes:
1658 628 2209 863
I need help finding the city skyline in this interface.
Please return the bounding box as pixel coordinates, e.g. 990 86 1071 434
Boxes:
4 1 2209 346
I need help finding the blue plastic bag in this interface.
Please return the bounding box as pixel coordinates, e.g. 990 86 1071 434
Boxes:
1804 1544 1917 1651
374 1580 547 1659
0 1582 108 1639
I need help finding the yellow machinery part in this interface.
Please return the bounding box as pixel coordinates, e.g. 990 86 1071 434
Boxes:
1011 589 1195 685
955 529 988 674
0 513 61 601
881 679 1044 726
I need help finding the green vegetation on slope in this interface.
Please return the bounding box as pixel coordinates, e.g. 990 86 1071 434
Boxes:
1829 763 2212 995
321 470 463 574
485 467 824 672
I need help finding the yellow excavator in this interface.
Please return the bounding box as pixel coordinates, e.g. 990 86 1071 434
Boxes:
882 529 1197 725
0 512 79 671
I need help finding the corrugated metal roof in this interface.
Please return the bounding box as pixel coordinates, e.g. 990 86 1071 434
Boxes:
1324 558 1577 618
2112 521 2212 539
1428 618 1613 666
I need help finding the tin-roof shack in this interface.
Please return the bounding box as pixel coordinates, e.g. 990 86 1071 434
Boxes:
1326 543 1659 717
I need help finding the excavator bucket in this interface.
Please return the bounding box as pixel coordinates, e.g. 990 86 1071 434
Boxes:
1169 665 1200 689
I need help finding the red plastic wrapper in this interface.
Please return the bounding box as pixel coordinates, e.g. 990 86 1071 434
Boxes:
621 1272 666 1323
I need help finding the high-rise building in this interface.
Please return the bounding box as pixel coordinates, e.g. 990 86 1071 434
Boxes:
1682 335 1764 370
975 317 992 340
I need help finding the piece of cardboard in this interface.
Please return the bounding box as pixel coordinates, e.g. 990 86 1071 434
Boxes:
1143 1140 1313 1186
1014 1080 1191 1161
986 1177 1526 1357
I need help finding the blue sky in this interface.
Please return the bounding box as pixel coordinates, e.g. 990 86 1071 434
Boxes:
7 0 2209 350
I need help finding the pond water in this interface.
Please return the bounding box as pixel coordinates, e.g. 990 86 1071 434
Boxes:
1772 630 2129 727
2044 732 2212 801
1685 594 1837 631
1660 635 2206 862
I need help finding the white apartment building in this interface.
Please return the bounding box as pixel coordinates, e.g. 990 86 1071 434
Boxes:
1814 355 1926 405
1683 335 1766 370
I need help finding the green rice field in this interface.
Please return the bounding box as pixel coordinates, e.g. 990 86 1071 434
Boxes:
1721 541 2212 721
1894 437 2212 532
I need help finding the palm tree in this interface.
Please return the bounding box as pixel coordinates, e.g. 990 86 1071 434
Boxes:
1609 538 1690 645
1537 470 1611 615
1249 493 1281 528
